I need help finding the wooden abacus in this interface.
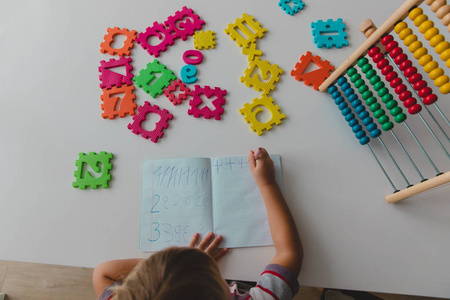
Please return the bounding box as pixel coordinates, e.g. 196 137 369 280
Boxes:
319 0 450 203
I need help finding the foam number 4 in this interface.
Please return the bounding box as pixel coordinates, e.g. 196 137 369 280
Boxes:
181 65 198 84
240 58 284 95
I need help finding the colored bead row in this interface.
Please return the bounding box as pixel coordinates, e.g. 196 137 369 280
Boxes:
328 84 370 145
368 46 422 116
380 35 438 106
394 21 450 94
425 0 450 32
337 76 382 139
354 59 395 131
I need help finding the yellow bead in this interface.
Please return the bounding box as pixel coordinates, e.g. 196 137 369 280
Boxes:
425 61 439 73
447 59 450 68
414 47 428 59
441 49 450 60
419 54 433 66
430 34 445 47
435 41 450 54
435 75 449 87
394 22 408 34
404 33 417 46
429 66 443 78
415 14 429 28
409 40 423 52
399 28 413 40
419 20 434 33
439 82 450 94
409 7 424 21
424 27 439 40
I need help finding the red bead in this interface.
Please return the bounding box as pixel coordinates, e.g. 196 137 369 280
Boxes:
394 53 407 64
404 97 417 108
399 60 412 71
377 59 389 69
390 77 403 88
373 52 384 63
385 71 398 82
385 41 399 53
408 73 422 84
399 91 412 101
368 47 380 57
381 65 393 75
418 87 432 98
404 66 417 78
408 104 422 115
381 35 394 45
413 80 427 91
395 84 407 94
423 93 437 105
389 47 403 58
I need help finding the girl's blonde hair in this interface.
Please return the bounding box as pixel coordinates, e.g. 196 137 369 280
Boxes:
111 247 229 300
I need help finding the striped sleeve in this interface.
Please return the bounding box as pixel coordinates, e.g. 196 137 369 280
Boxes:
99 281 121 300
247 264 299 300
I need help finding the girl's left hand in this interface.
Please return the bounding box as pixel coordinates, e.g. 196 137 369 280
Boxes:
189 232 229 261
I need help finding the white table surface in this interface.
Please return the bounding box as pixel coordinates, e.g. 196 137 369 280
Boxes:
1 0 449 298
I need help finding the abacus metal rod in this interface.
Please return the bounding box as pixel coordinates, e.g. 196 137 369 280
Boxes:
417 113 450 159
377 136 412 186
389 130 426 181
367 143 399 191
434 105 450 127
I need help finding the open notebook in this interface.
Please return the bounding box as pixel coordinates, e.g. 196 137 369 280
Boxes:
139 155 284 252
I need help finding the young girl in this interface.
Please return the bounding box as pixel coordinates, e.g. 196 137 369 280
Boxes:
93 148 303 300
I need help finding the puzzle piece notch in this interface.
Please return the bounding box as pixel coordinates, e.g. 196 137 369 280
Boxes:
240 58 284 95
311 18 348 49
72 151 114 189
99 57 134 89
133 59 177 98
278 0 305 16
127 101 173 143
188 85 227 120
165 6 205 41
163 79 191 106
224 13 267 48
100 85 137 119
239 95 286 135
242 42 263 62
193 30 216 50
136 22 176 57
100 27 137 56
290 51 335 90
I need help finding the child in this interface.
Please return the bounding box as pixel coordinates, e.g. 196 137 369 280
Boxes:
93 148 303 300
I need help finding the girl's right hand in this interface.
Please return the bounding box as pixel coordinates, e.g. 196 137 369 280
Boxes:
248 148 276 188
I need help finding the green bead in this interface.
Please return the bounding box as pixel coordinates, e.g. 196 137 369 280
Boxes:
365 96 377 106
382 121 394 131
365 69 376 79
351 73 361 83
370 103 381 112
390 106 402 117
347 68 357 77
378 115 389 124
369 75 381 85
373 81 385 91
361 64 373 74
386 100 398 110
362 90 373 100
357 57 369 67
354 79 365 88
358 85 369 94
381 94 393 103
374 109 386 118
394 113 407 123
377 87 389 97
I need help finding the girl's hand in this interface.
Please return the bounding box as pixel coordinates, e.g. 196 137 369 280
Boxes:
189 232 229 261
248 147 276 188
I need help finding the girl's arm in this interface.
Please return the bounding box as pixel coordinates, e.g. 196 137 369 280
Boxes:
249 148 303 277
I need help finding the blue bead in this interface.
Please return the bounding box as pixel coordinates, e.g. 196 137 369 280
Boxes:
351 99 362 108
341 108 351 116
341 82 351 91
370 129 382 138
331 91 340 99
363 116 373 126
366 123 377 132
348 119 358 127
359 136 370 145
338 102 348 110
328 86 337 94
334 96 344 105
344 88 355 97
345 112 355 122
348 94 357 102
337 77 347 86
359 111 369 119
352 124 362 133
355 130 366 139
